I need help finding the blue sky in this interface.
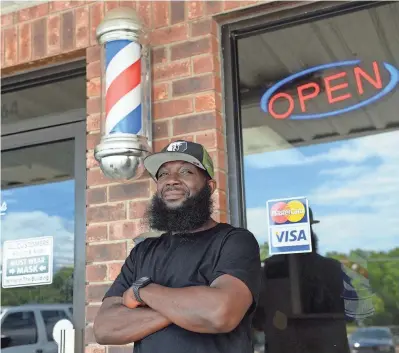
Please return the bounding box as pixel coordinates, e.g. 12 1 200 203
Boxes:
243 129 399 256
2 180 74 221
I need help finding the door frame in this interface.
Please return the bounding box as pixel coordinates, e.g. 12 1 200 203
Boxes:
1 59 86 137
221 0 387 228
1 121 87 353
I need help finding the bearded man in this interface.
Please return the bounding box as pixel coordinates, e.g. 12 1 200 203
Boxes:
94 140 261 353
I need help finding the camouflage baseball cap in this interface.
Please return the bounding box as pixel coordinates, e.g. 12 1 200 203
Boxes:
144 140 214 180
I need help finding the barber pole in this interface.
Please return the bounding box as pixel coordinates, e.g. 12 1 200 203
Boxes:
105 40 142 135
94 7 152 180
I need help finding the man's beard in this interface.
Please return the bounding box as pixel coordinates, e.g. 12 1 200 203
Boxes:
145 184 213 233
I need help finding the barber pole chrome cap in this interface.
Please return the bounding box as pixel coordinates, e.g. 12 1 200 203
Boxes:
94 7 152 180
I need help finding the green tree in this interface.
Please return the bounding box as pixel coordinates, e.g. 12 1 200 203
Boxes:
259 242 269 262
365 248 399 325
326 248 399 326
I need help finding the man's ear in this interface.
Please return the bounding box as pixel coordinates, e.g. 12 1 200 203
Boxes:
208 179 217 194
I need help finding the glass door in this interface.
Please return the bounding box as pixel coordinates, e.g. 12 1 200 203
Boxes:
224 2 399 353
1 123 86 353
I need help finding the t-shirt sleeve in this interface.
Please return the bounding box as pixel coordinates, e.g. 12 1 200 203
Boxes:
103 245 139 300
210 228 261 308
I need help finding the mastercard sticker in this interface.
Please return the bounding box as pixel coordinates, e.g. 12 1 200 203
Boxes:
267 196 312 255
268 198 308 225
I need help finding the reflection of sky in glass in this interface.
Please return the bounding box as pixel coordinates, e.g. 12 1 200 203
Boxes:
1 180 75 272
244 130 399 256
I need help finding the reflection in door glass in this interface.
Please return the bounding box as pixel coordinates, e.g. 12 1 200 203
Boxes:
1 311 38 347
236 3 399 353
1 140 75 352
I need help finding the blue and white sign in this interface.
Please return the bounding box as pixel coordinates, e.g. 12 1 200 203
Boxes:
267 196 312 255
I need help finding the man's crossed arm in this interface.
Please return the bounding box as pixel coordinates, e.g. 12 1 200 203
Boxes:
93 297 171 345
93 274 253 345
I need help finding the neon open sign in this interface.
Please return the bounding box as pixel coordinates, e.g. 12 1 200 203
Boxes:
260 60 398 120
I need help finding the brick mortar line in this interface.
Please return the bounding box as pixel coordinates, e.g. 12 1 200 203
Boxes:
86 219 135 226
152 74 191 85
86 257 130 263
87 260 125 265
86 239 139 246
153 104 219 119
172 128 225 138
125 198 132 221
86 222 134 227
191 127 226 135
155 86 219 97
87 220 147 227
86 199 149 210
87 166 145 173
189 52 221 61
86 183 151 192
86 239 129 245
154 67 221 80
151 54 191 67
85 184 152 192
153 90 221 105
86 201 149 209
159 50 220 66
152 90 222 103
87 183 152 191
193 107 223 115
152 111 218 123
87 202 148 210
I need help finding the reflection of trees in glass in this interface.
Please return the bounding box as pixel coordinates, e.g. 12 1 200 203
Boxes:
1 267 74 306
259 242 269 262
327 248 399 326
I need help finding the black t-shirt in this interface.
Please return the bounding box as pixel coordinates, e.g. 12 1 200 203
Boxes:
103 222 261 353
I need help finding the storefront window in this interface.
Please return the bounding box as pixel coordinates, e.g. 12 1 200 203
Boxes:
235 3 399 352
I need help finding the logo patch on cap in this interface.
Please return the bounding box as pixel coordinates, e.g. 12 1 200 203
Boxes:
167 141 187 152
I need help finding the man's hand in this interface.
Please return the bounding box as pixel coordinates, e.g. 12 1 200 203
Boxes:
122 287 142 309
94 297 171 345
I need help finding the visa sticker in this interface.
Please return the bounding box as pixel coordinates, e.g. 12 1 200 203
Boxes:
267 197 312 255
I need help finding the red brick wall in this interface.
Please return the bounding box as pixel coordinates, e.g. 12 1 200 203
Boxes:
1 1 267 352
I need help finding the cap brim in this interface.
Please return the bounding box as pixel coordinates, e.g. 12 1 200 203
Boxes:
312 220 320 224
144 152 205 179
